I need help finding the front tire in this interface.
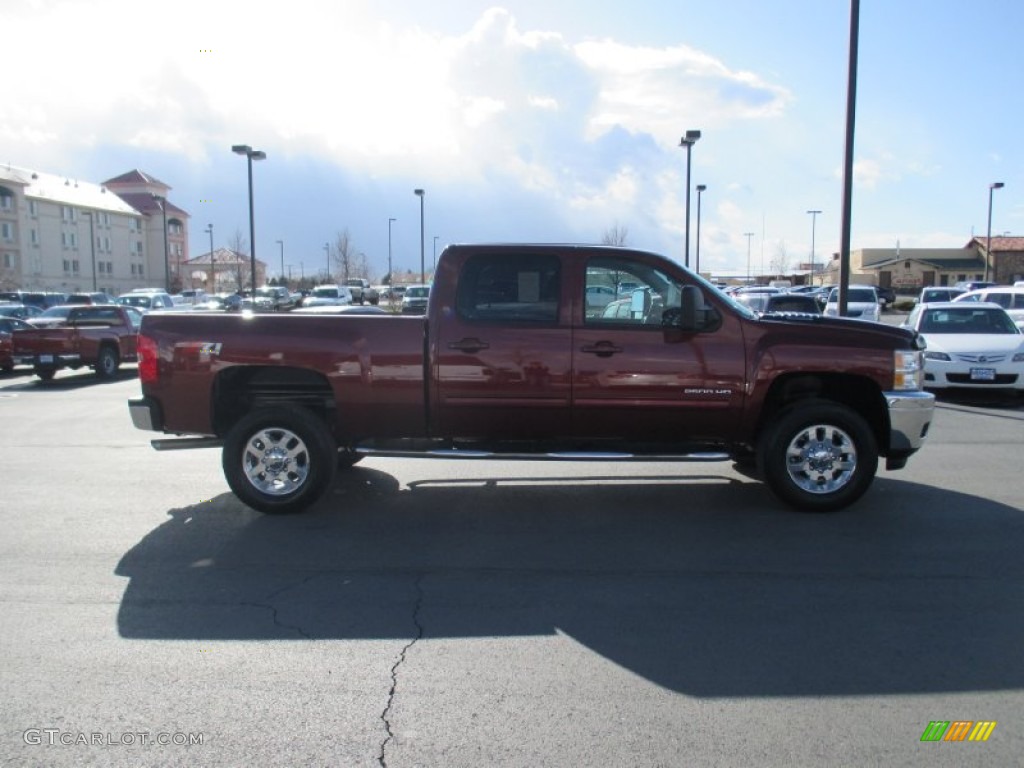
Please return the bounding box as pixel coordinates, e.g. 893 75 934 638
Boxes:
759 400 878 512
35 367 56 381
222 406 337 514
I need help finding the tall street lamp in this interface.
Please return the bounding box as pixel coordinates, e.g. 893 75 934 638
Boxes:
231 144 266 294
151 194 171 292
323 242 330 283
985 182 1005 282
807 209 821 285
276 239 284 285
744 232 755 284
414 189 425 283
388 217 396 287
679 129 701 269
204 224 214 291
695 184 706 275
433 235 439 275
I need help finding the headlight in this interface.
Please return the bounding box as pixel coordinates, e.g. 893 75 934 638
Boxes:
894 349 924 390
1014 352 1024 363
924 351 951 362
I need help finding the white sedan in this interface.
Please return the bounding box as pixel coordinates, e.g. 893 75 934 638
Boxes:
904 302 1024 392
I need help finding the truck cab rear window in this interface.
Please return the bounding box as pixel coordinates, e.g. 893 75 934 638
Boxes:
456 254 560 323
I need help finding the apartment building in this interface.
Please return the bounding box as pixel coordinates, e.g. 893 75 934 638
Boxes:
0 165 189 295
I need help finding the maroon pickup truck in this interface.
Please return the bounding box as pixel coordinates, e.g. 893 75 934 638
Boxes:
15 304 140 381
129 244 935 514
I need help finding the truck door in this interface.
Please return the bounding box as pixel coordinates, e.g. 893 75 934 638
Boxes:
433 252 572 439
571 254 746 443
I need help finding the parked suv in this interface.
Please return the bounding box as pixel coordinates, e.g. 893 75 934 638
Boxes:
253 286 293 311
401 284 431 314
0 291 68 309
953 286 1024 327
823 286 881 322
918 286 964 304
66 292 117 305
300 285 353 307
872 285 896 308
116 291 176 312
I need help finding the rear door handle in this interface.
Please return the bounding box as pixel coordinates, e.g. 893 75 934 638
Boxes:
448 337 490 353
580 342 623 357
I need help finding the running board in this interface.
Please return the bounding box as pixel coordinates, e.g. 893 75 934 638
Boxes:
355 448 731 462
151 437 224 451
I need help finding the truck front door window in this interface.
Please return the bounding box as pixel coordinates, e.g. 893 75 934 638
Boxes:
584 257 681 326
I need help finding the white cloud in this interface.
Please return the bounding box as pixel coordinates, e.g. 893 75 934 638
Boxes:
2 2 796 263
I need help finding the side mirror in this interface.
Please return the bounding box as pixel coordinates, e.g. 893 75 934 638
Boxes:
662 285 701 331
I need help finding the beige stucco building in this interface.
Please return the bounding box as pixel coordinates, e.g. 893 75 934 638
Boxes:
816 238 1024 290
0 165 189 295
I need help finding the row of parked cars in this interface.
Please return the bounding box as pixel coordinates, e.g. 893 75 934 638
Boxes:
721 281 1024 397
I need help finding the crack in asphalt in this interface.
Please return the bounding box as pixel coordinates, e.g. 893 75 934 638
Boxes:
378 573 424 768
241 574 321 640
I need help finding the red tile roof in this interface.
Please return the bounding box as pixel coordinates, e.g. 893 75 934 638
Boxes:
102 169 169 187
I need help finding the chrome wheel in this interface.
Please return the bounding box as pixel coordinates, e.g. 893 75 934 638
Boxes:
759 400 877 512
784 423 857 494
242 427 311 496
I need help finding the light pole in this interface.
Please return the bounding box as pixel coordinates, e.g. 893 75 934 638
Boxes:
433 235 439 276
323 242 330 283
204 224 214 290
276 239 284 285
807 209 821 285
679 129 701 268
695 184 706 275
985 182 1005 282
744 232 755 284
231 144 266 294
388 217 396 288
414 189 425 283
151 194 171 292
81 211 97 291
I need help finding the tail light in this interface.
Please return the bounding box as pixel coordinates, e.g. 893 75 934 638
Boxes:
138 333 159 384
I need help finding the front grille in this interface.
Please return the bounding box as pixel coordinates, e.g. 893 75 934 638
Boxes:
956 354 1008 363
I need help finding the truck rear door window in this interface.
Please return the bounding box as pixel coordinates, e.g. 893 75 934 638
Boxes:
456 253 560 323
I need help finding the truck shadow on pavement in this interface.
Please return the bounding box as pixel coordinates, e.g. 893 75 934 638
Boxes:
116 468 1024 698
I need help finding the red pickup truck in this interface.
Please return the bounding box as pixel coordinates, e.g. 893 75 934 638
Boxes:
129 244 935 514
15 304 141 381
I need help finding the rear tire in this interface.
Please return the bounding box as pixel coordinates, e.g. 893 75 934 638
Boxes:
95 345 120 379
759 400 877 512
35 367 56 381
222 406 337 514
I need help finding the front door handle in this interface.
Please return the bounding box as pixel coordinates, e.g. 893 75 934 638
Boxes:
580 341 623 357
448 337 490 353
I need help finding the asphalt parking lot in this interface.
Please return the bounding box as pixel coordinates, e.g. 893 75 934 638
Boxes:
1 363 1022 767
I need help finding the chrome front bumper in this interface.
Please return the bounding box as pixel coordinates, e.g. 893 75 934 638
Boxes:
884 389 935 454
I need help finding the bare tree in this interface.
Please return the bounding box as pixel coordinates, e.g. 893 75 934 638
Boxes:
353 251 371 280
334 228 357 282
601 223 629 247
228 228 250 291
770 240 790 277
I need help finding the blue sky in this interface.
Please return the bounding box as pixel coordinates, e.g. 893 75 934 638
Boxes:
4 0 1022 280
